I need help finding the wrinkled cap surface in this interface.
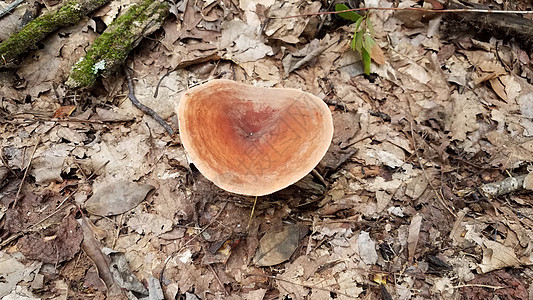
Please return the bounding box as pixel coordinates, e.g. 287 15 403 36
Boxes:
177 79 333 196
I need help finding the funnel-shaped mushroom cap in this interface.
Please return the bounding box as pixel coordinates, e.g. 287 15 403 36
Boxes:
177 79 333 196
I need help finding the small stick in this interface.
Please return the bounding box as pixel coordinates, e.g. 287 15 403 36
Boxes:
12 137 40 208
208 264 228 296
153 70 174 98
246 196 258 231
0 0 25 19
5 116 125 124
453 283 506 290
125 69 175 137
279 7 533 19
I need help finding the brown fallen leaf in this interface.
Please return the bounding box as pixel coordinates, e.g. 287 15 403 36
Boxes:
407 214 423 263
370 43 386 65
253 224 309 267
478 240 521 274
85 181 154 216
17 214 83 264
78 216 126 298
52 105 76 118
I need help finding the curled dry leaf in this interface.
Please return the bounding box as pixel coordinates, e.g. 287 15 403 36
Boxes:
78 217 125 297
85 181 154 216
103 249 148 296
478 240 521 274
0 254 41 298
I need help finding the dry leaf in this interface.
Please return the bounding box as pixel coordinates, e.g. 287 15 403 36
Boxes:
523 172 533 190
127 213 173 236
17 215 83 264
264 0 321 43
407 214 423 262
253 224 308 267
52 106 76 118
478 240 521 273
357 231 378 265
29 144 74 185
78 217 125 297
447 91 483 141
85 181 154 216
370 43 386 65
0 254 41 298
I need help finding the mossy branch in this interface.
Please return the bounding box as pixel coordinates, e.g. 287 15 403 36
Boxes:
65 0 170 89
0 0 112 62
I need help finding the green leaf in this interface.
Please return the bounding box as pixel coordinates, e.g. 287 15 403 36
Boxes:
366 17 375 35
335 4 362 22
362 48 371 75
351 29 357 50
354 16 364 32
363 34 376 54
354 30 364 53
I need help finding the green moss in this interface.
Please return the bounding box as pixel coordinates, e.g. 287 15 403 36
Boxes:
0 0 111 60
66 0 170 88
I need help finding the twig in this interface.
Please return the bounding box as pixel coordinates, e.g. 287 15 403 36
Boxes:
125 69 175 137
153 70 174 98
154 70 227 98
311 169 327 187
244 273 357 298
453 283 506 290
4 116 127 124
12 137 40 209
0 0 25 19
208 264 228 296
246 196 258 231
280 7 533 19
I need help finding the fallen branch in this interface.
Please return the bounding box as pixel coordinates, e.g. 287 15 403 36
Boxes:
445 0 533 51
480 174 527 198
65 0 170 89
0 0 112 62
0 0 25 19
125 70 175 137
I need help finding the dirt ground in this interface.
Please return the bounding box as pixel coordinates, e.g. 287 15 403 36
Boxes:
1 0 533 299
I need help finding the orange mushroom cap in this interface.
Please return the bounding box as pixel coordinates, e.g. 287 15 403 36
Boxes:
177 79 333 196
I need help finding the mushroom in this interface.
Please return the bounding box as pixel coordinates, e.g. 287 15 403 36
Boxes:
177 79 333 196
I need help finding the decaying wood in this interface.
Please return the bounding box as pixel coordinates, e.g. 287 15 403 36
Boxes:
0 0 112 62
480 174 527 198
445 0 533 51
66 0 169 89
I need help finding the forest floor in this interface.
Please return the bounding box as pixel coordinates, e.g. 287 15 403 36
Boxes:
1 0 533 299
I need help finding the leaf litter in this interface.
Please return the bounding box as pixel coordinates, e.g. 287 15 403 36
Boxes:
1 0 533 298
